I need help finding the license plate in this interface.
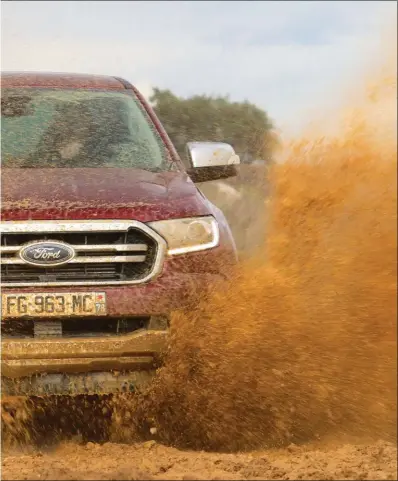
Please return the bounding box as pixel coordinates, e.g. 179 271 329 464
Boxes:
1 292 107 318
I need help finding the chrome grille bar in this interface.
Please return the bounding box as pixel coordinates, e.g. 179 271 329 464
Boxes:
1 256 147 265
0 244 148 254
1 220 143 234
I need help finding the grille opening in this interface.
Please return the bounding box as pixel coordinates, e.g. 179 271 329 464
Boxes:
1 316 150 339
1 227 158 284
1 252 15 259
1 229 152 246
2 262 153 282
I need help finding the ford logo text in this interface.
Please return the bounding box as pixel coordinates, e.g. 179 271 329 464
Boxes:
19 241 75 267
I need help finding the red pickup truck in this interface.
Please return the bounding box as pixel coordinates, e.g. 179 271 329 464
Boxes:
1 72 239 396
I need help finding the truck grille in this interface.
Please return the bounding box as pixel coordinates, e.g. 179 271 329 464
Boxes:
0 221 166 286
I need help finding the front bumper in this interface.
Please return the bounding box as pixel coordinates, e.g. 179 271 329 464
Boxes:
2 329 167 395
1 267 223 395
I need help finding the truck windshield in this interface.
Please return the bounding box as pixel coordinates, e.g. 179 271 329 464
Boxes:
1 88 171 171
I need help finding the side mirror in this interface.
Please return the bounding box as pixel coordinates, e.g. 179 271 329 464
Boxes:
184 142 240 182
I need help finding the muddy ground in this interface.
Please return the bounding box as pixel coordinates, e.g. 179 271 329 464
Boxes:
3 439 397 480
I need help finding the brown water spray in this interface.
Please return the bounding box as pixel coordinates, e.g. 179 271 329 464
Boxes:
2 36 397 453
113 41 397 452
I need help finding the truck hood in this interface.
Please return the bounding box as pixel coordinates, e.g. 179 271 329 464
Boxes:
1 168 211 222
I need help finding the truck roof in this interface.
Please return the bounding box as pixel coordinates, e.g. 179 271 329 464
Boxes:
1 71 130 90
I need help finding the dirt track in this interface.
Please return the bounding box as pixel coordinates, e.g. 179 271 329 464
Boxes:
3 440 397 480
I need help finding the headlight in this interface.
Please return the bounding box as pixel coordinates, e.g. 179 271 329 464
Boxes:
148 216 219 255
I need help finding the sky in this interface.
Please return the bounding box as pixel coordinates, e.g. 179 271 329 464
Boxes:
1 1 396 135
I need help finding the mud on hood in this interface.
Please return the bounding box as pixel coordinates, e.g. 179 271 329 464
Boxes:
1 168 211 222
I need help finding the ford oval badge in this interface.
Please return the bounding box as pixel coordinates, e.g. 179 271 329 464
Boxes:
19 241 75 267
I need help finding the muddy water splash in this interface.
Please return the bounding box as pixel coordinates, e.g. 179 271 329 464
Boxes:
2 43 397 453
110 53 397 451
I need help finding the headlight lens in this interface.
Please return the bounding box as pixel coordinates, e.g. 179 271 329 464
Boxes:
148 216 219 255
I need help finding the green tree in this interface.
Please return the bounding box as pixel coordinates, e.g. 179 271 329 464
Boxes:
150 88 277 164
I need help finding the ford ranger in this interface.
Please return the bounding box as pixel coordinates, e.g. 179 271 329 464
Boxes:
1 72 239 396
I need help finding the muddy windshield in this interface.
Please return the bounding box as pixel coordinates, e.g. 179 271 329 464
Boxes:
1 88 172 171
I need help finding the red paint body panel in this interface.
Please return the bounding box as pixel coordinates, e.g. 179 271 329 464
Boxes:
131 85 182 165
1 71 125 90
2 168 209 222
